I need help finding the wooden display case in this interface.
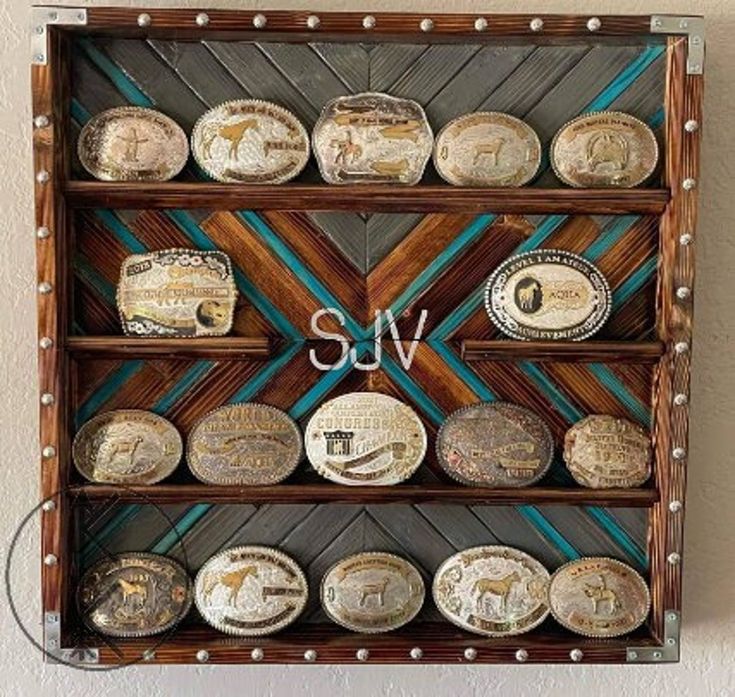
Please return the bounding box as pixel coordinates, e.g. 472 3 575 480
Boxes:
31 7 704 665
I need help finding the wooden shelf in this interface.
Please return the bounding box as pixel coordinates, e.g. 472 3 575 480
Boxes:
461 340 665 363
64 181 670 214
66 336 272 360
71 483 658 507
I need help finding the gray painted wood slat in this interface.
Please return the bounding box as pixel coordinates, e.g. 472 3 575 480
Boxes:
367 212 425 271
368 44 428 92
221 503 316 548
416 504 501 549
604 508 649 551
72 52 128 115
308 212 367 272
608 54 666 121
310 43 370 93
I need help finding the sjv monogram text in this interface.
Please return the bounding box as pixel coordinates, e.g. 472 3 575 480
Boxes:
309 308 429 371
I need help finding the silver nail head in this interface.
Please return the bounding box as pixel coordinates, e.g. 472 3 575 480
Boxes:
420 18 434 32
143 650 156 662
464 647 477 661
196 649 209 663
628 650 638 660
530 18 544 32
682 178 697 191
41 499 56 512
34 115 50 129
42 445 56 458
674 341 689 354
34 54 45 63
570 649 584 662
306 15 320 30
195 13 209 27
680 233 693 246
362 15 376 30
251 648 264 662
253 13 267 29
38 281 52 295
474 17 488 32
676 286 692 300
673 447 687 460
515 649 529 662
410 647 423 660
36 170 50 184
356 648 369 662
669 500 683 513
40 393 55 406
674 393 688 406
137 13 151 27
668 612 678 621
587 17 602 32
304 649 317 662
44 553 58 566
36 226 51 239
668 552 681 565
684 119 699 133
39 337 53 350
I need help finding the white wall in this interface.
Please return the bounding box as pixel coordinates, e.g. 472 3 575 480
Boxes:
1 1 733 695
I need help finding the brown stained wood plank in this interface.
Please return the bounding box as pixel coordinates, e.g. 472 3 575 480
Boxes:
594 217 659 289
538 215 600 253
67 336 271 360
64 182 671 214
73 483 658 506
462 340 664 363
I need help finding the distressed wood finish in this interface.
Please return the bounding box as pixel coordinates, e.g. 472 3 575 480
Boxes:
462 340 664 363
67 336 272 359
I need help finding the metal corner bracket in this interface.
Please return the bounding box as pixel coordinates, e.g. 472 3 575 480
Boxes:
651 15 705 75
31 6 87 65
44 611 99 665
626 610 680 663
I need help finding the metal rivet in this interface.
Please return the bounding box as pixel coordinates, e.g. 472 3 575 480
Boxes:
420 18 434 32
668 552 681 565
39 337 53 350
653 18 663 28
36 170 50 184
34 54 45 63
669 500 683 513
682 178 697 191
530 18 544 32
515 649 529 662
195 13 209 27
47 639 58 649
587 17 602 32
666 638 676 646
356 648 369 662
42 446 56 459
464 647 477 661
77 12 85 22
304 649 317 662
47 612 59 623
306 15 320 30
676 286 692 300
674 393 688 406
673 447 687 460
668 612 678 621
679 19 689 29
684 119 699 133
137 13 151 27
38 281 52 295
143 649 156 661
34 115 50 129
653 650 663 659
690 64 702 72
253 13 267 29
35 25 44 34
410 647 423 660
36 226 51 239
362 15 376 30
628 650 638 660
474 17 488 32
680 233 693 246
196 649 209 663
40 393 55 406
41 499 56 512
674 341 689 354
570 648 583 662
251 647 264 661
49 11 58 21
44 554 58 566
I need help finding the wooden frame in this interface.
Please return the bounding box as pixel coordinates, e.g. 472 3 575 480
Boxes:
31 7 703 665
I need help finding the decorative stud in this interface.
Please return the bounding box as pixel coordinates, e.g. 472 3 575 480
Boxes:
669 500 683 513
195 13 209 27
43 553 58 566
672 447 687 460
667 552 681 565
679 233 693 246
674 341 689 354
306 15 320 30
250 647 264 662
682 178 697 191
420 18 434 32
34 114 50 129
304 649 317 662
196 649 209 663
36 226 51 239
40 393 55 406
474 17 488 32
137 13 151 27
464 647 477 661
674 393 688 406
356 648 369 661
684 119 699 133
587 17 602 32
35 25 45 35
253 13 267 29
410 647 423 660
41 499 56 512
570 648 584 662
42 446 56 459
676 286 692 300
142 649 156 661
362 15 376 30
39 337 53 350
36 170 50 184
530 18 544 32
38 281 52 295
515 649 529 662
